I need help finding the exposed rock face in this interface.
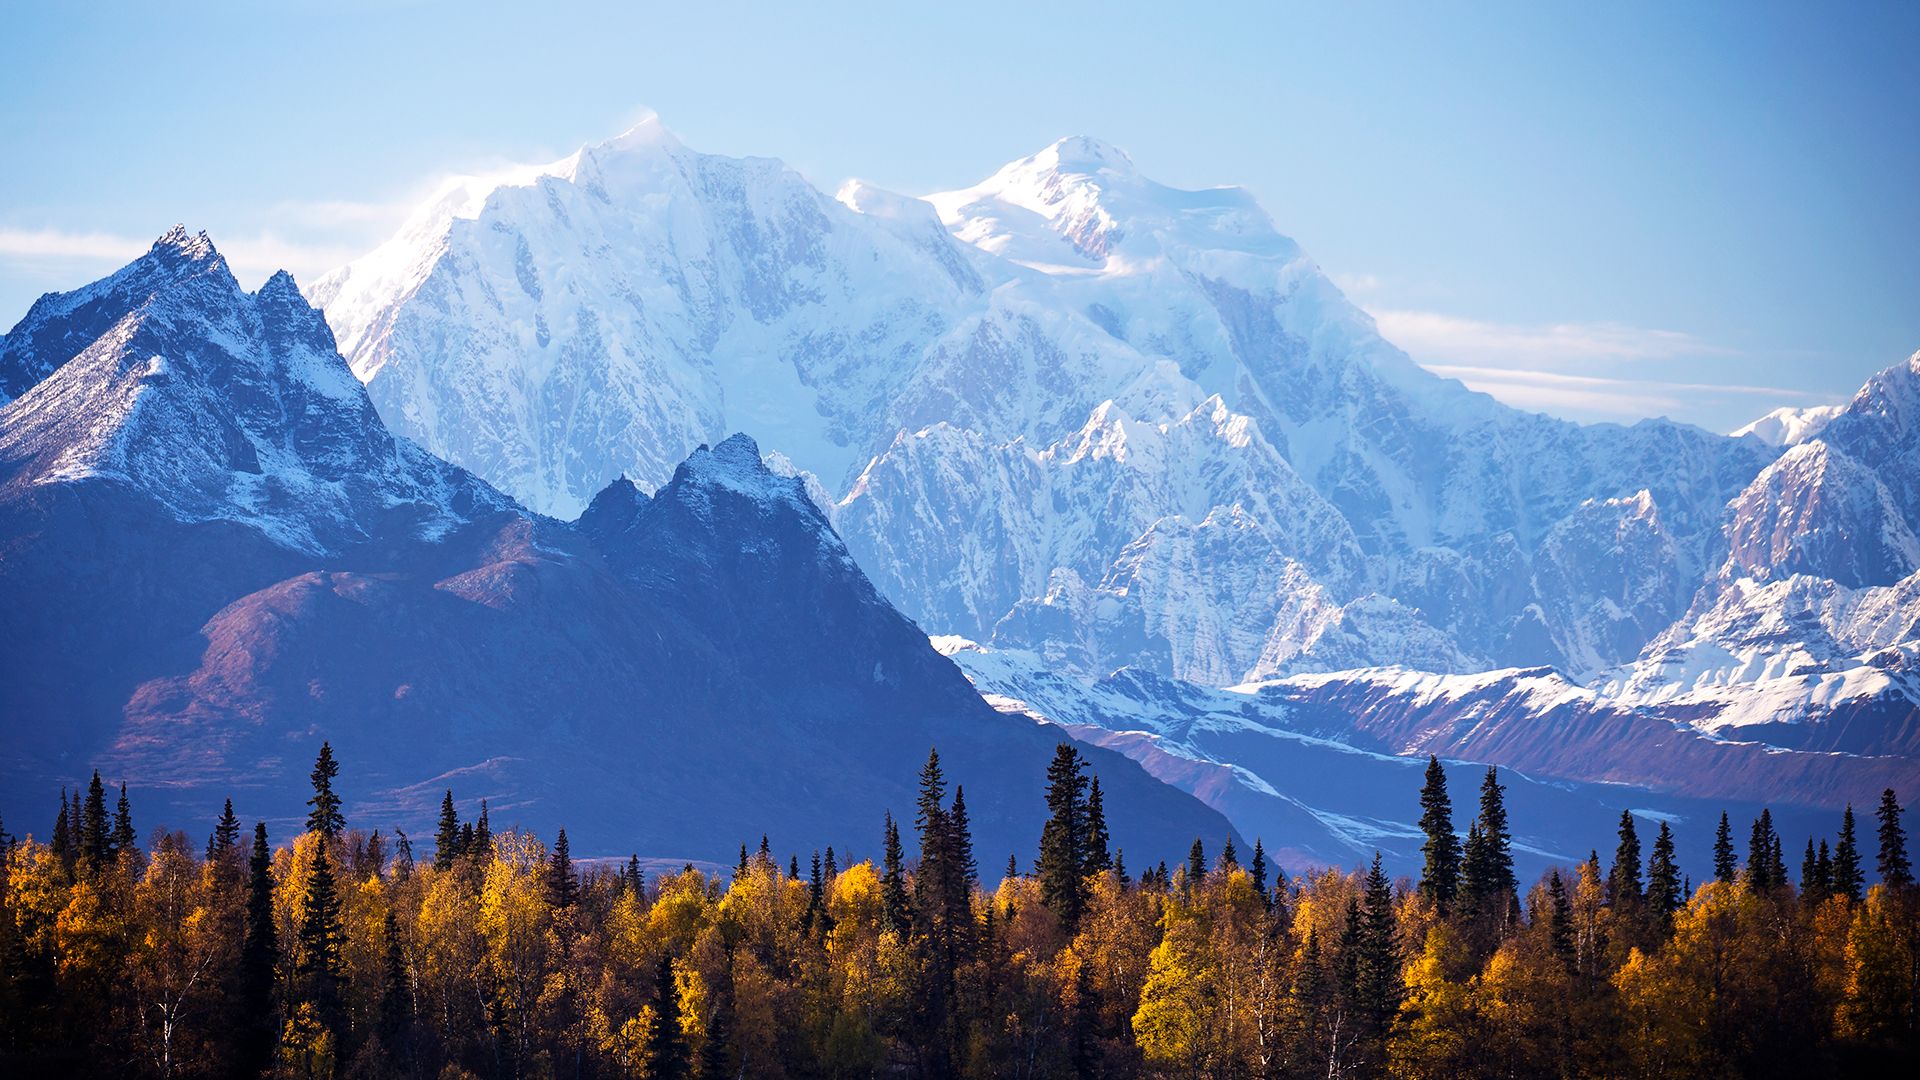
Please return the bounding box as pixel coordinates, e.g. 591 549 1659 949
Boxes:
0 234 1236 865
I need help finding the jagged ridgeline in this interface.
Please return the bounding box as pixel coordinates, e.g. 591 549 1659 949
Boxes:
0 744 1913 1076
0 228 1231 869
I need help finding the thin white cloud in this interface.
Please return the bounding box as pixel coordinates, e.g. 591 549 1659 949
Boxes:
0 225 367 290
1374 309 1733 365
1426 363 1837 423
0 227 147 263
1329 270 1383 298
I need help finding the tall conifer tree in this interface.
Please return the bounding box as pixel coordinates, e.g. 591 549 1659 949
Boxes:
239 823 279 1075
379 908 412 1054
547 828 577 909
80 770 110 866
1417 755 1461 913
1713 811 1737 884
881 812 910 934
1646 821 1681 926
1038 743 1092 927
210 798 241 860
1835 805 1864 901
297 846 348 1028
1877 788 1911 887
1609 812 1644 907
647 958 690 1080
306 742 344 839
433 791 461 871
1085 776 1112 873
110 783 135 855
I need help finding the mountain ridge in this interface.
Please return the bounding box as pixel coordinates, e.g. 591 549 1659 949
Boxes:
312 119 1779 688
0 230 1238 865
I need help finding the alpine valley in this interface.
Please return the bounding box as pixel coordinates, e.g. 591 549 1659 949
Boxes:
4 118 1917 877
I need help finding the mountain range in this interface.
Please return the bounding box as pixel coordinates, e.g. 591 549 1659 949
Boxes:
0 226 1235 868
4 117 1916 877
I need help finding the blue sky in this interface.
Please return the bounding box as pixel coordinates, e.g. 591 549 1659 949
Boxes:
3 1 1915 432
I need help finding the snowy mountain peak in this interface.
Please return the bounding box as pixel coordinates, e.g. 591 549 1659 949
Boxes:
150 223 220 263
1734 404 1843 447
670 432 817 510
1036 135 1137 175
595 110 684 156
0 232 508 553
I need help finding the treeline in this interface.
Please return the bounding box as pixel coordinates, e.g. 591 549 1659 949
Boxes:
0 743 1917 1078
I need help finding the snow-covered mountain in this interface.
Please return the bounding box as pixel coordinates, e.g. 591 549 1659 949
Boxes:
0 226 509 554
937 638 1911 878
0 232 1237 866
314 119 1777 686
1586 350 1920 745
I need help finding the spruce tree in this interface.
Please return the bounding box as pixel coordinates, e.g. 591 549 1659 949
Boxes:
1221 835 1240 872
111 783 136 855
473 800 492 859
647 957 690 1080
1417 755 1461 913
825 846 838 879
950 785 977 889
210 798 241 860
1251 839 1270 903
239 823 279 1075
1608 811 1644 907
1460 767 1516 927
1476 767 1515 898
1713 811 1737 884
1547 870 1575 971
1835 805 1864 902
306 742 344 839
788 854 800 880
1357 853 1401 1039
1876 788 1911 887
1646 821 1682 925
805 851 825 933
547 828 577 909
297 846 348 1028
1085 776 1112 873
1038 743 1091 927
1801 838 1829 907
736 843 749 878
881 812 910 934
1748 810 1779 890
379 908 412 1053
80 770 110 866
1187 838 1207 886
51 790 71 866
433 791 461 871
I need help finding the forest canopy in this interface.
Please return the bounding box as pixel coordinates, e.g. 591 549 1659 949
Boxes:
0 742 1915 1078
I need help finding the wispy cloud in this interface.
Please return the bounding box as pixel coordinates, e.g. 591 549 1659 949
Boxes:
1425 364 1836 424
1373 309 1734 365
0 225 369 289
1347 299 1843 427
0 227 147 263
